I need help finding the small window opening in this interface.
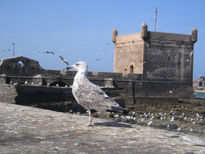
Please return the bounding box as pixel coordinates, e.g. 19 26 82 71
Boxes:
130 65 134 73
18 61 24 67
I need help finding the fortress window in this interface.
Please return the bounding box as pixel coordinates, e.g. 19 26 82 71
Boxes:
130 65 134 73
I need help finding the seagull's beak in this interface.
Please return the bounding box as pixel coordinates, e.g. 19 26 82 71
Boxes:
66 66 73 70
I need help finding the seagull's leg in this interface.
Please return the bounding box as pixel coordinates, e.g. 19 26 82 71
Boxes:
88 110 93 126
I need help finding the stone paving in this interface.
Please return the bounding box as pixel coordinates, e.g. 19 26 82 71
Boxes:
0 102 205 154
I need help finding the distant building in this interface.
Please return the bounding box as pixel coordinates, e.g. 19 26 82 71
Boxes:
193 76 205 93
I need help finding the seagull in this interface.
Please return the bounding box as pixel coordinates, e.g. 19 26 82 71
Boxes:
170 116 174 122
147 121 152 126
59 56 69 66
177 127 181 131
43 51 55 55
67 61 125 126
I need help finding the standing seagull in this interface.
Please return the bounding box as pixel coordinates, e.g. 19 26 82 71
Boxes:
67 61 125 126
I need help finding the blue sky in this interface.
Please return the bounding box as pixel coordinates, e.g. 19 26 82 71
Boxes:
0 0 204 79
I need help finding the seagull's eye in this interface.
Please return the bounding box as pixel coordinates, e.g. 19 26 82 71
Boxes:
76 63 80 66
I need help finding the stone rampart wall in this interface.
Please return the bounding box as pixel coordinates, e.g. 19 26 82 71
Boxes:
0 56 193 108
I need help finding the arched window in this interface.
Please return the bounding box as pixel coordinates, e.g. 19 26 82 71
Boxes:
130 65 134 73
17 61 24 67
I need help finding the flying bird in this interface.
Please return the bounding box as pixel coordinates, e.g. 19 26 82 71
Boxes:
95 58 101 61
43 51 55 55
67 61 125 126
59 56 69 66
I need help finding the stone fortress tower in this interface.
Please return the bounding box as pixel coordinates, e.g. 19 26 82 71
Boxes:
112 24 197 83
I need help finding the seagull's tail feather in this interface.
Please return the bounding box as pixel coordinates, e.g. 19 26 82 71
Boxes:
110 105 124 112
107 105 129 114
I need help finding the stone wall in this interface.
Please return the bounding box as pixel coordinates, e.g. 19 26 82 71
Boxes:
144 32 194 82
0 73 193 107
0 56 43 76
0 56 194 108
0 84 17 103
113 33 144 74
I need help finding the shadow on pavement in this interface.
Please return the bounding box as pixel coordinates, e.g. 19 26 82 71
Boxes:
94 121 133 128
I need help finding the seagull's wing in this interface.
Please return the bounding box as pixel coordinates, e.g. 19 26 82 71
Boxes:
73 78 121 112
59 56 64 61
43 51 55 55
63 59 69 65
65 61 69 65
50 51 55 55
58 56 69 65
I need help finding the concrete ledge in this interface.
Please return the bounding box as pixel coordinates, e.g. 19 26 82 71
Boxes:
0 102 205 153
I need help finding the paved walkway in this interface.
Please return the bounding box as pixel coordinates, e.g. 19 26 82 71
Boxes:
0 102 205 154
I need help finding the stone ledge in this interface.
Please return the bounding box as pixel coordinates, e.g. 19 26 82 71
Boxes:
0 102 205 153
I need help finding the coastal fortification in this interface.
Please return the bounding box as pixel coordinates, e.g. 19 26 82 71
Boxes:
0 24 198 107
